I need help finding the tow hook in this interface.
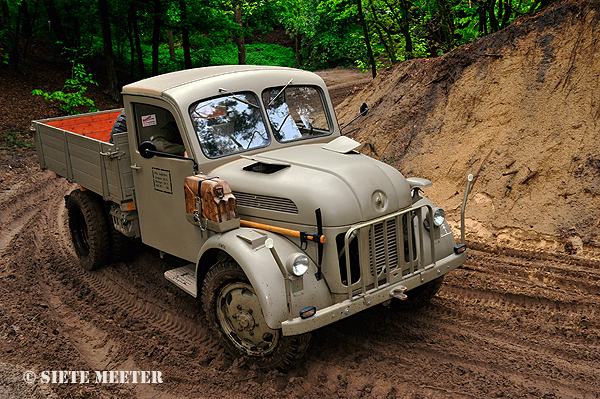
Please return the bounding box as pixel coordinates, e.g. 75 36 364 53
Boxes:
390 286 408 300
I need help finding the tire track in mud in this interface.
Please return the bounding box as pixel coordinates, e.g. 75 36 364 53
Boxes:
442 284 599 317
80 269 209 344
44 185 212 348
461 252 600 295
2 170 217 394
0 171 64 256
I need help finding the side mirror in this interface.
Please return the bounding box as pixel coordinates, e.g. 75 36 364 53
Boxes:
139 141 157 159
360 102 369 116
137 140 199 172
340 102 370 133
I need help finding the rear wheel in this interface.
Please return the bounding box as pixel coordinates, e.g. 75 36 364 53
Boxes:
388 275 445 311
66 190 110 270
202 259 310 371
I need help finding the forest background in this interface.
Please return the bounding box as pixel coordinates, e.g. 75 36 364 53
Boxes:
1 0 553 118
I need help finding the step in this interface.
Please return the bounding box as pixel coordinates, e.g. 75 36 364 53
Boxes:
164 263 197 297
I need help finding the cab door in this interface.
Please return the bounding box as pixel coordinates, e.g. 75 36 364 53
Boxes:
128 100 202 262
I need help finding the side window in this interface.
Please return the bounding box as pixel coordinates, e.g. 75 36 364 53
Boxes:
133 104 186 157
189 93 269 158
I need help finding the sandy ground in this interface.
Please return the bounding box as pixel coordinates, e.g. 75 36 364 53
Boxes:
0 153 598 398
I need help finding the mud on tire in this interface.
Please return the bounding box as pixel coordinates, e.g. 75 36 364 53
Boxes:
105 208 131 264
66 189 110 270
201 259 310 371
388 275 445 311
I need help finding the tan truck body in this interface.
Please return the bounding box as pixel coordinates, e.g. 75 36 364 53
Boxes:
34 66 468 370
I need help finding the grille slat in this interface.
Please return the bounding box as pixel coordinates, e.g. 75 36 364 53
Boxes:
368 219 399 277
233 191 298 214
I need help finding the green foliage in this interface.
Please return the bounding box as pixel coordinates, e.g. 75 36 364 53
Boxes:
2 0 550 84
245 44 296 66
32 46 98 115
208 43 295 67
1 130 35 151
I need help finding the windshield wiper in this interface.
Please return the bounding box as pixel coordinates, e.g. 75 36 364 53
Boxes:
267 78 293 107
218 87 259 108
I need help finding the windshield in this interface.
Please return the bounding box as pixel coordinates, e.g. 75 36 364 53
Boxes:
262 85 331 143
190 92 270 158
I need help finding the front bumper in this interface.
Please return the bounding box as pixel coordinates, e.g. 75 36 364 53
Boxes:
281 250 466 336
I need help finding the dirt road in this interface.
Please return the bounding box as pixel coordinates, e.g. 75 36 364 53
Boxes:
1 153 598 398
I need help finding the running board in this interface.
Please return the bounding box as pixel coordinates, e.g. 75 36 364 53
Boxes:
164 264 197 298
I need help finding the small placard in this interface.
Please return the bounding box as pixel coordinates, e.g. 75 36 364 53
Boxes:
141 114 157 127
152 167 172 194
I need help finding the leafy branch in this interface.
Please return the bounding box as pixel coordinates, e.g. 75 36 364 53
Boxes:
31 46 98 115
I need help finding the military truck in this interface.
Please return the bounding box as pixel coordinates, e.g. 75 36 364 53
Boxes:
33 65 471 370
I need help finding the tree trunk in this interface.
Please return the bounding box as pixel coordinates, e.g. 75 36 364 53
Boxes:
357 0 376 78
152 0 161 75
98 0 119 101
375 24 396 64
0 0 8 24
180 0 192 69
367 3 396 64
234 3 246 65
476 0 488 35
500 0 511 29
43 0 68 45
126 8 135 78
437 0 455 50
9 1 25 65
488 0 500 32
295 34 302 66
131 8 145 77
168 29 175 60
399 0 413 59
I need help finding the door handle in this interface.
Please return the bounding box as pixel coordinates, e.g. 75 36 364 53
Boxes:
130 163 142 170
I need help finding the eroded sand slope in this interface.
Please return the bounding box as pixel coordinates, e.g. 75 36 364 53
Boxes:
337 1 600 258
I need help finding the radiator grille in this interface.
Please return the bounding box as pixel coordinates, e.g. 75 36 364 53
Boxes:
339 205 434 299
233 191 298 214
368 219 399 276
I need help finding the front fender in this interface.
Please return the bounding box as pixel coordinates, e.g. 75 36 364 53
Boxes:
196 228 333 330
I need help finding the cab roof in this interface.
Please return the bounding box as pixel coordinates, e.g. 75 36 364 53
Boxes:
122 65 322 97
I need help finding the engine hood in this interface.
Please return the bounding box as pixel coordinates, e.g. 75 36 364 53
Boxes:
210 140 412 227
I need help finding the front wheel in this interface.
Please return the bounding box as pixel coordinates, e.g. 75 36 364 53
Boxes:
201 259 310 371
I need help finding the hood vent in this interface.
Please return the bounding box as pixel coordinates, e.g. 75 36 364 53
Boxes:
243 162 289 174
233 191 298 214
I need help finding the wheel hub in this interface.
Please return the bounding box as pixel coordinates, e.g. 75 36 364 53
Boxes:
235 311 255 330
217 282 280 356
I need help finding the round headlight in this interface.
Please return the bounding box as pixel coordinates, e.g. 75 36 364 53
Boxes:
288 254 309 277
433 208 446 227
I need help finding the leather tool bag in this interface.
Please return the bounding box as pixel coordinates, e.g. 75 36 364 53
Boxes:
184 174 240 232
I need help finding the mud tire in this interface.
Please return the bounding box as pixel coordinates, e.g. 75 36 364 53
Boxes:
107 219 130 263
389 275 445 311
103 203 131 263
201 259 310 371
66 190 110 271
